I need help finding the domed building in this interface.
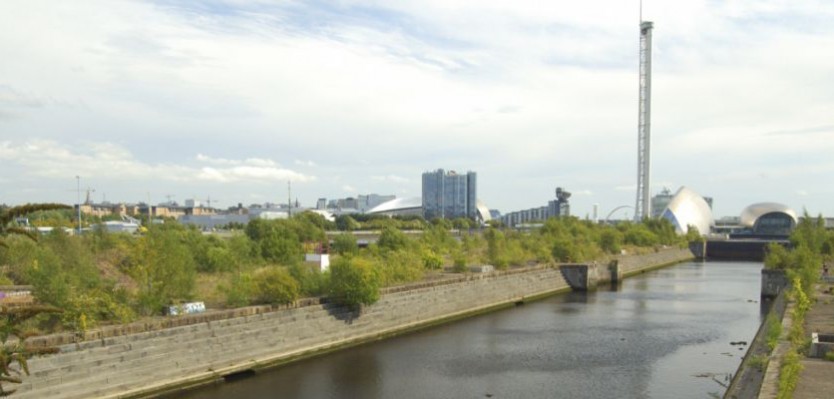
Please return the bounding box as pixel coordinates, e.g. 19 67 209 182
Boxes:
739 203 798 236
367 197 492 223
659 186 714 235
366 197 423 217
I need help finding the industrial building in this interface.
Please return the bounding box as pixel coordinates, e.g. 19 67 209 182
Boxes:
499 188 571 227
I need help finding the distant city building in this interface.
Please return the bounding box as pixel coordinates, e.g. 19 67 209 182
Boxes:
367 197 423 217
179 214 252 230
326 194 395 213
358 194 396 213
653 187 713 219
500 187 571 227
739 203 797 236
651 187 674 218
316 198 327 210
422 169 477 220
659 186 714 235
368 197 491 223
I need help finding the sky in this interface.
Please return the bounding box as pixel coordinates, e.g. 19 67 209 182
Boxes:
1 0 833 219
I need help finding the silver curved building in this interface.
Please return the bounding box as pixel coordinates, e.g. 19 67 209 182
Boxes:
660 186 714 235
366 197 423 217
739 202 797 236
368 197 492 222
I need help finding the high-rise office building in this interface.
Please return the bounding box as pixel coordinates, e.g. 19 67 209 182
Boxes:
422 169 477 219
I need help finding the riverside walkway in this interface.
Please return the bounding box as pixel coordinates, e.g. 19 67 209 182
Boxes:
793 279 834 399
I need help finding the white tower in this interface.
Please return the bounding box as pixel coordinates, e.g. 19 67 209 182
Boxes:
635 20 653 221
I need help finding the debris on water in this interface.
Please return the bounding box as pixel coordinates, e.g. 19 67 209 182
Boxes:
721 352 733 357
730 341 748 346
485 394 493 398
747 299 758 303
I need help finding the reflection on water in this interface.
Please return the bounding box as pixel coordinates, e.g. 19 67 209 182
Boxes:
180 261 764 399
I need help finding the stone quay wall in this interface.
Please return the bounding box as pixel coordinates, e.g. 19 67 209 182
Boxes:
16 248 693 399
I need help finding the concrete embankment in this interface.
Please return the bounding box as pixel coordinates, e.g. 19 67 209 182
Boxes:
16 248 693 399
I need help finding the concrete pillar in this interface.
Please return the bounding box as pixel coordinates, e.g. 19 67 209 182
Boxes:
560 264 598 291
608 260 622 283
761 269 788 298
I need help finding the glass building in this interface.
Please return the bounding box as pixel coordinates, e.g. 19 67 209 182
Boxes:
422 169 477 220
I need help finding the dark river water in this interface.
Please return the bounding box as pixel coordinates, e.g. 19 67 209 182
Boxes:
181 261 766 399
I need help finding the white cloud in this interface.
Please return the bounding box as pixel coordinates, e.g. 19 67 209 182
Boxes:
1 1 833 215
294 159 317 167
0 140 314 184
372 175 410 184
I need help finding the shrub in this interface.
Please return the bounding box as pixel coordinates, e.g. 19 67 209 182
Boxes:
422 250 443 270
205 246 236 273
377 227 410 252
552 238 580 262
130 226 197 315
289 263 329 297
221 273 255 308
766 313 782 351
748 355 769 372
252 267 300 305
623 227 658 247
332 233 359 255
777 350 802 398
379 250 423 285
484 228 509 269
599 229 622 254
452 252 468 273
328 257 381 309
62 289 135 332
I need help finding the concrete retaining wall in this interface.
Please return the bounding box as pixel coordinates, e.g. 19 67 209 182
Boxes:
15 248 693 399
616 247 694 276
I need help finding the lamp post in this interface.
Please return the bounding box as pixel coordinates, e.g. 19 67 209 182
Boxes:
76 175 81 233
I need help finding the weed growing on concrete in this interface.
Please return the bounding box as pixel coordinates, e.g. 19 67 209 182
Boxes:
766 314 782 351
748 355 769 372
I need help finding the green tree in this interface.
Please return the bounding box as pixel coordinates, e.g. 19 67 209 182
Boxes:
220 273 255 308
246 219 304 265
452 251 468 273
288 264 329 297
328 257 381 309
421 249 443 270
451 217 474 230
377 226 410 252
0 304 62 396
683 224 703 243
335 215 360 231
252 267 300 305
484 228 508 269
130 226 197 315
331 233 359 255
599 229 623 254
0 204 71 248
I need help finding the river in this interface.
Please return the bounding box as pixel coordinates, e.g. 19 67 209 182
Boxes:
178 260 766 399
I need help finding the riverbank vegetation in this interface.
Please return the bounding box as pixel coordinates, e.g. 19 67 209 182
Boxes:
0 208 690 335
763 214 834 399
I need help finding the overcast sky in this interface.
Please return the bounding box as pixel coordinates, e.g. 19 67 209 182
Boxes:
1 0 833 219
